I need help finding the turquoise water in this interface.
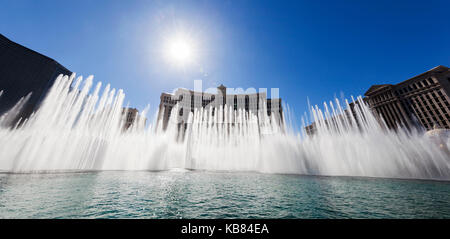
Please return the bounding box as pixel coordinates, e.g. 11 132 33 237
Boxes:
0 170 449 218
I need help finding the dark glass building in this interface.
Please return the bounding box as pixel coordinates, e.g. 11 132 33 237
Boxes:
0 34 71 121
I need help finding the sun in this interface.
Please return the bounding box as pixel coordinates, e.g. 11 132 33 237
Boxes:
168 39 191 63
165 35 195 66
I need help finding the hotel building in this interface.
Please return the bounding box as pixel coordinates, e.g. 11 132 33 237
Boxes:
157 84 283 132
304 98 369 135
364 65 450 130
122 107 140 129
305 65 450 135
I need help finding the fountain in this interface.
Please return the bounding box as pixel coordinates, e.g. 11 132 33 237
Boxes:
0 74 449 180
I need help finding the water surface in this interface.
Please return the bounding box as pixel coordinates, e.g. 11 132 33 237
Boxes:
0 171 449 218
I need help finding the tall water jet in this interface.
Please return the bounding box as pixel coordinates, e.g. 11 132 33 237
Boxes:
0 92 32 128
0 74 449 180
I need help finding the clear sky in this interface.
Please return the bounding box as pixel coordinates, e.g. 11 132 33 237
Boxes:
1 0 449 123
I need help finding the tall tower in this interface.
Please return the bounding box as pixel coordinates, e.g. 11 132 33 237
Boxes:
217 84 226 107
217 84 227 122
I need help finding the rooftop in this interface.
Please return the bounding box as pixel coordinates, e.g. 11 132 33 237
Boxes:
364 65 449 96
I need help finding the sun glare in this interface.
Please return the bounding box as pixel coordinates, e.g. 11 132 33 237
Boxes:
165 35 195 66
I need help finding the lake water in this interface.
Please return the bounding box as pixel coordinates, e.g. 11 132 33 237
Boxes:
0 170 449 218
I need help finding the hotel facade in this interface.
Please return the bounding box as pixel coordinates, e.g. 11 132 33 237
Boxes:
157 84 283 132
364 65 450 131
305 65 450 135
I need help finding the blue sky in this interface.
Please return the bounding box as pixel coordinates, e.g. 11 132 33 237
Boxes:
1 0 449 123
